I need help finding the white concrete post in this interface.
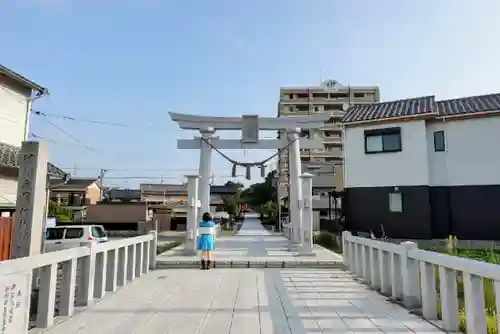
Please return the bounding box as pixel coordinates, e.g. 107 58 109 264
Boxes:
342 231 351 266
36 263 57 328
185 175 200 255
12 141 48 258
59 258 77 316
148 230 157 270
299 173 314 255
287 128 303 246
400 241 421 308
94 250 108 298
105 249 118 292
75 242 96 306
391 252 403 300
438 266 459 331
198 127 214 221
126 244 136 281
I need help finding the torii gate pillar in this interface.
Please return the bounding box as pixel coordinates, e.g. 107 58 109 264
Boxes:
198 127 214 220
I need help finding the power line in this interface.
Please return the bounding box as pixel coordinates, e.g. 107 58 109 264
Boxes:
42 118 101 156
31 109 279 139
32 110 164 130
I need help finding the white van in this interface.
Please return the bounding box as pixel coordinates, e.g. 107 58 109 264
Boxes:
44 225 108 253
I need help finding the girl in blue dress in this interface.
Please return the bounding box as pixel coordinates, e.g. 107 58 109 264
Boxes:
198 212 216 270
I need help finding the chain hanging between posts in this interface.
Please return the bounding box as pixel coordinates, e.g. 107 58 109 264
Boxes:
201 136 300 180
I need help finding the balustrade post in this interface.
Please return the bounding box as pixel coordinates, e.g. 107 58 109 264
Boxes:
355 244 363 277
59 258 77 316
135 242 143 278
342 231 351 266
117 246 128 287
390 252 403 300
463 273 487 333
94 250 108 299
369 246 380 289
148 230 157 270
127 244 136 281
106 248 118 292
420 261 438 320
362 245 371 283
75 242 97 306
439 267 459 331
36 263 57 328
400 241 420 308
142 240 150 274
379 250 391 295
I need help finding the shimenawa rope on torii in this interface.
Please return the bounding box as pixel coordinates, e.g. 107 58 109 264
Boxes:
200 136 300 180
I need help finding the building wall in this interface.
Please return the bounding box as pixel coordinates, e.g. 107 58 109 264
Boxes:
85 182 101 204
142 194 187 203
426 116 500 239
0 75 30 147
86 203 148 223
344 116 500 240
0 176 17 207
277 83 380 194
344 120 429 188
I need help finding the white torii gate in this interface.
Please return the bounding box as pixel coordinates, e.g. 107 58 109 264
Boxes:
169 112 330 255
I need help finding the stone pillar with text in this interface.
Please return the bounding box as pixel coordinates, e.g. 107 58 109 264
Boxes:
287 128 303 246
299 173 315 256
12 141 48 258
185 175 200 255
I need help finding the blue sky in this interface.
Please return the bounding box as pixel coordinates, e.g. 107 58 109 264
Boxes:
1 0 499 188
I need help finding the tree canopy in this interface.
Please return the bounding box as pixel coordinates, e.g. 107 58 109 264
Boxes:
240 170 277 207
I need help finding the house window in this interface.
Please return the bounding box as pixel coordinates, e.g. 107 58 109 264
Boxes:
434 131 445 152
364 127 402 154
389 192 403 212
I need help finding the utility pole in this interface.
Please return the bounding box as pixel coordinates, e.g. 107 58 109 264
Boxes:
99 168 107 201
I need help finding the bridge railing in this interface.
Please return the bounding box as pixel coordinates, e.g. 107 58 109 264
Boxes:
0 231 157 333
342 231 500 334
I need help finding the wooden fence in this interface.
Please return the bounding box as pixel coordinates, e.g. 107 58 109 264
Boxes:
0 217 13 260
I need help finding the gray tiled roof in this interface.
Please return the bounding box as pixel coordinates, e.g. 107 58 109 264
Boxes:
437 93 500 116
0 64 48 95
51 177 99 190
0 142 68 179
342 96 436 123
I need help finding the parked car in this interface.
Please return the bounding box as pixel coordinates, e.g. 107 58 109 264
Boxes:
43 225 108 252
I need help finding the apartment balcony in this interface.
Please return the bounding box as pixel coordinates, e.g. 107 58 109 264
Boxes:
322 136 342 145
301 148 342 158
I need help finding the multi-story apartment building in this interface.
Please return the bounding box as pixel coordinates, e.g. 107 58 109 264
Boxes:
277 80 380 202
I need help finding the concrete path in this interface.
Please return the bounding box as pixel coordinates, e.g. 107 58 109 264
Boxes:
43 268 444 334
236 213 272 236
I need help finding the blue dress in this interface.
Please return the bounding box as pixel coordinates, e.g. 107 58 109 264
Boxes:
197 220 216 251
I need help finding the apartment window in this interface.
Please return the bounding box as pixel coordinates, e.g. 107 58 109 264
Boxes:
287 106 294 112
389 192 403 212
364 127 402 154
434 131 445 152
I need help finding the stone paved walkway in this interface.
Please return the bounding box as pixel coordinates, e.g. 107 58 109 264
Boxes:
41 216 445 333
156 216 343 266
43 268 444 334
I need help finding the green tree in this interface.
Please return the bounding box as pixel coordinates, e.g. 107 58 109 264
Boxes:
48 200 73 222
241 170 277 207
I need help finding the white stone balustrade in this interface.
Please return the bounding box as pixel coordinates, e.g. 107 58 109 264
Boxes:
343 231 500 333
0 231 157 333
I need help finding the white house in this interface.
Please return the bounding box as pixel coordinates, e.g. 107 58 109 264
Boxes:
342 92 500 240
0 64 67 216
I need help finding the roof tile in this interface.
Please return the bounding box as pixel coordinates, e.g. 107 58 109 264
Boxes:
437 93 500 116
342 96 436 123
0 142 68 179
